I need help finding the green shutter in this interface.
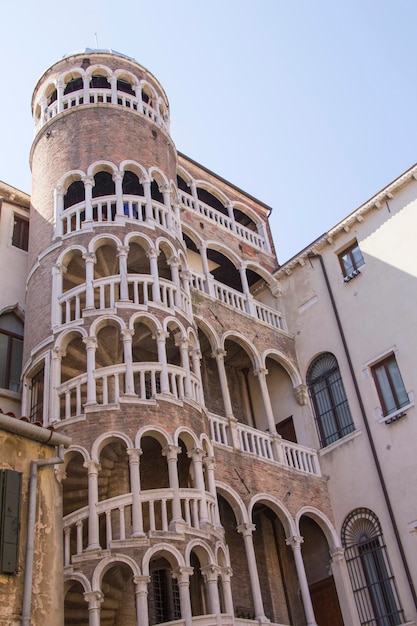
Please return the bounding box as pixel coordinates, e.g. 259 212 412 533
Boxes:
0 469 22 574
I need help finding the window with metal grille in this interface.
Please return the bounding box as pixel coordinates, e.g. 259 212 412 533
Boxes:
12 215 29 251
29 367 45 424
307 353 355 447
342 508 404 626
371 354 409 417
0 313 24 393
0 470 22 574
152 568 181 623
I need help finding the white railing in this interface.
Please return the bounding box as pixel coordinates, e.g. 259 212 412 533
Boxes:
57 363 201 420
63 488 215 564
190 271 286 332
208 413 320 477
179 191 268 251
59 195 179 236
35 88 169 134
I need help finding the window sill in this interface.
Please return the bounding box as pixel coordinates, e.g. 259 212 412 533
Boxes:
379 403 414 425
0 387 21 400
343 268 362 283
318 429 362 456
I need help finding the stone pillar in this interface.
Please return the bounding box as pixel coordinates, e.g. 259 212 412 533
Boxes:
226 201 236 231
84 460 101 551
127 448 144 536
177 337 193 399
110 74 118 104
162 445 184 525
254 368 276 434
121 328 136 398
50 347 63 422
117 245 129 301
204 456 222 529
161 184 173 229
167 255 182 308
82 176 94 223
84 591 103 626
286 536 318 626
83 252 96 310
142 178 153 220
200 244 215 296
214 349 234 418
83 337 97 405
82 73 89 104
237 523 268 622
191 349 205 405
202 565 222 620
189 180 199 208
147 248 161 302
189 448 209 527
134 576 150 626
111 171 123 217
156 330 170 395
173 567 194 626
54 185 64 237
221 567 234 616
239 263 255 316
330 547 361 626
51 263 64 327
56 79 64 113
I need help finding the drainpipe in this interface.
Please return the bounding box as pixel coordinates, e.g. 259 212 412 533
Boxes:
0 414 71 626
307 253 417 611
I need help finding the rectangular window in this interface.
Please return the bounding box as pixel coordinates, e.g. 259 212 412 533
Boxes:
371 354 409 416
0 470 22 574
29 368 45 424
338 241 364 279
12 215 29 251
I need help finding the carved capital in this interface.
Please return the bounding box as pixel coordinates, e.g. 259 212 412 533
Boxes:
294 384 308 406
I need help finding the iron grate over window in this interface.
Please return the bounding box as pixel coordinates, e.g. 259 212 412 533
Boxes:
341 508 404 626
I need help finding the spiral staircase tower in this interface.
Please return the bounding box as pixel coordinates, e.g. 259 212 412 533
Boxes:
23 49 344 626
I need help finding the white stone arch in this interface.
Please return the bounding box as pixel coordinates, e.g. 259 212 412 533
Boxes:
173 426 200 450
86 159 119 178
142 543 185 575
248 493 296 538
119 159 148 181
135 425 173 449
63 444 90 469
177 165 194 187
87 232 123 254
85 63 114 82
199 434 214 458
56 244 87 266
185 539 216 567
54 326 88 352
139 79 159 106
193 315 222 354
177 249 188 271
204 239 242 269
92 553 141 590
245 261 280 292
91 430 134 463
37 77 58 103
295 506 342 552
148 166 169 188
221 330 262 371
194 180 229 207
231 202 263 227
155 235 177 258
124 230 154 251
61 68 85 92
64 571 92 594
114 68 140 92
261 349 303 388
181 224 204 249
0 303 25 322
128 311 162 333
57 169 87 193
215 481 249 526
214 542 231 568
187 327 199 349
163 315 188 337
89 314 127 338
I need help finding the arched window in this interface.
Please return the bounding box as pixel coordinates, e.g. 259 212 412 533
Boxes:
0 313 24 393
342 508 404 626
307 352 354 447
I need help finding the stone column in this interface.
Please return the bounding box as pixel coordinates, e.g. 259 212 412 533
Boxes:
142 178 153 221
221 567 234 616
189 180 199 208
111 171 123 217
54 185 64 237
161 184 173 229
83 252 96 310
50 347 63 423
237 523 268 622
286 535 318 626
239 263 255 316
147 248 161 302
167 255 182 308
84 460 101 551
177 337 193 399
330 547 361 626
173 567 194 626
82 73 89 104
127 448 144 536
200 244 215 297
134 576 150 626
51 263 64 327
156 330 170 395
83 337 97 405
162 445 184 525
117 245 129 301
84 591 103 626
226 201 236 231
121 328 136 398
188 448 209 527
82 176 94 223
110 74 118 104
254 368 276 434
204 456 222 529
202 565 222 620
56 78 64 113
191 349 205 405
214 349 234 418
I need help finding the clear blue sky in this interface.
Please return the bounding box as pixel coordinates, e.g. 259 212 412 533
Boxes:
1 0 417 263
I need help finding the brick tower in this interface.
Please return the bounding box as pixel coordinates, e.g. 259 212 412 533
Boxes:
24 49 349 626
